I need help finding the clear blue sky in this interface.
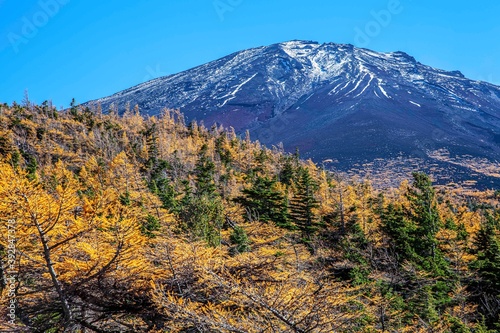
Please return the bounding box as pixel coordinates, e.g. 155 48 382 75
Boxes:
1 0 499 108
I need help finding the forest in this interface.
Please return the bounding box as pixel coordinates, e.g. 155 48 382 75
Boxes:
0 100 499 332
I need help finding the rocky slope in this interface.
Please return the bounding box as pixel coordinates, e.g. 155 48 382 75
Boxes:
85 40 500 187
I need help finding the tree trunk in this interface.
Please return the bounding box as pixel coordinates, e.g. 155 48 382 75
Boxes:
35 221 73 325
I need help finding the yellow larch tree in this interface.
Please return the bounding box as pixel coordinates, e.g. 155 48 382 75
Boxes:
151 222 361 332
0 155 166 331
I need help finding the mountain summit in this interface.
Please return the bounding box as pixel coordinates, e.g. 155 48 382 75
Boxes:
85 40 500 186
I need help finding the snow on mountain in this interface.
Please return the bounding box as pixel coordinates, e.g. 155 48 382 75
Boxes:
84 40 500 187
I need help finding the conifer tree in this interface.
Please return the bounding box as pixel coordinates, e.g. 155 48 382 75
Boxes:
290 167 320 241
279 156 295 186
215 132 232 167
0 157 158 330
194 143 217 197
405 172 449 274
175 144 224 246
230 225 251 254
235 176 291 228
148 159 178 211
471 212 500 327
382 203 416 262
406 173 440 259
472 212 500 292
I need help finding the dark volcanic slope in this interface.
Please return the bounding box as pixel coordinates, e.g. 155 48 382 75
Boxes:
85 40 500 186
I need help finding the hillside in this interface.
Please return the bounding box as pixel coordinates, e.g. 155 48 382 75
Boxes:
84 40 500 188
0 101 499 332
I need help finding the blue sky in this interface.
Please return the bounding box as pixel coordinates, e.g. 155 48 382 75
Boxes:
0 0 499 108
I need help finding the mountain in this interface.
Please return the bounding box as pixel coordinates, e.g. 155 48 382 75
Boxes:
84 40 500 187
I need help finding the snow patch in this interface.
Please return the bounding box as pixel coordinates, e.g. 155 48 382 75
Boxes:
328 82 345 95
281 41 320 59
377 79 391 98
352 74 374 98
345 73 366 96
220 73 258 106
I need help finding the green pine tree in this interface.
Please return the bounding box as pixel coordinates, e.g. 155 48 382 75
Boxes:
472 212 500 292
406 173 440 260
194 144 217 197
234 176 291 228
470 212 500 328
405 172 448 275
230 225 251 254
381 203 417 263
290 167 320 241
279 156 295 186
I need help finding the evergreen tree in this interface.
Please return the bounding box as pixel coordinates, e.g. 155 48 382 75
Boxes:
187 195 224 247
69 97 79 119
253 149 268 175
471 212 500 328
409 284 439 325
173 145 224 246
143 122 159 170
177 178 223 247
177 180 193 218
382 173 444 269
472 212 500 292
381 203 417 262
279 156 295 186
215 133 232 167
154 177 178 211
149 159 178 211
235 176 291 228
290 167 320 240
406 172 441 262
194 144 217 197
230 225 251 254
